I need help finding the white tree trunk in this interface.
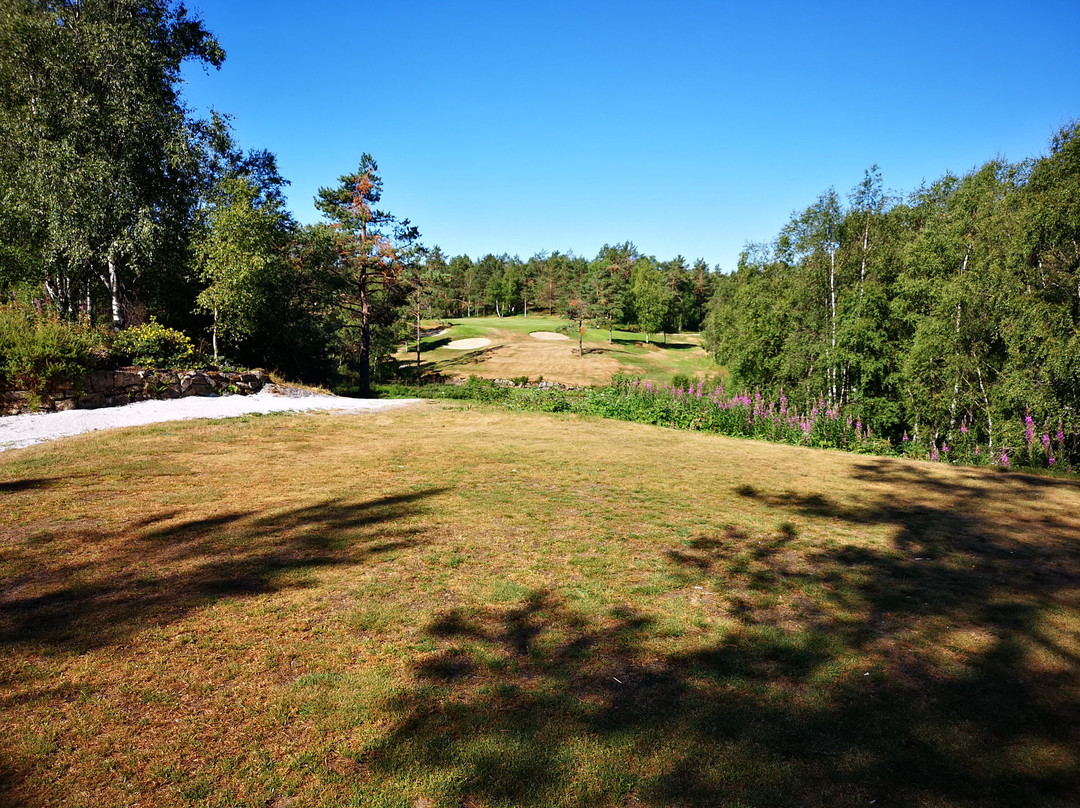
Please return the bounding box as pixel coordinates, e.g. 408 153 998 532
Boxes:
107 251 122 330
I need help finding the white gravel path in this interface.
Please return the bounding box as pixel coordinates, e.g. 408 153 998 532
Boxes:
0 389 420 452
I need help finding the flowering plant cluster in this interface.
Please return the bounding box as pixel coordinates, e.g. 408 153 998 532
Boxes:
575 376 1074 472
900 409 1071 471
113 319 194 369
578 375 890 453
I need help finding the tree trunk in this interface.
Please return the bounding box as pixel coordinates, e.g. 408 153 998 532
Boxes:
415 294 422 378
107 251 123 330
948 244 972 430
359 280 371 397
828 247 837 403
974 351 992 451
212 304 219 362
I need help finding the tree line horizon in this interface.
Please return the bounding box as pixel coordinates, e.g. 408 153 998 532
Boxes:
1 1 1078 462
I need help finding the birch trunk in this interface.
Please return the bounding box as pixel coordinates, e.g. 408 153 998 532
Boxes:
947 244 972 430
107 251 122 330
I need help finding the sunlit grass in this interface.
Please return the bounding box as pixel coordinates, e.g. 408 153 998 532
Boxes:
403 315 719 386
2 403 1079 806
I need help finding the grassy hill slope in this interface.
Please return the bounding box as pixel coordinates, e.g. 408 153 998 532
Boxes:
2 403 1079 807
400 315 718 386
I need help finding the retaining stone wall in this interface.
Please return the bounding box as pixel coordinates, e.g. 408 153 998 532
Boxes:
1 369 266 416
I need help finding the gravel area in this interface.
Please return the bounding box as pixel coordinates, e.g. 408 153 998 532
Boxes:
0 389 420 452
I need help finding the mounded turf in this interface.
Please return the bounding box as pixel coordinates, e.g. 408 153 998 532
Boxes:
404 315 718 386
2 402 1079 807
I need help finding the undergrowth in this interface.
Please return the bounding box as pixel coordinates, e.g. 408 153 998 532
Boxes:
378 375 1077 473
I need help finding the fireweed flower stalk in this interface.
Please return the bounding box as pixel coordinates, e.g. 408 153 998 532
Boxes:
583 377 1078 471
600 376 867 450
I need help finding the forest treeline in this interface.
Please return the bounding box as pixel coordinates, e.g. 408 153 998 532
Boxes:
702 127 1080 458
2 1 1079 461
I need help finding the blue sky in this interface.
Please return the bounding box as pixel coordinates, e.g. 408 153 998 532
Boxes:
180 0 1080 272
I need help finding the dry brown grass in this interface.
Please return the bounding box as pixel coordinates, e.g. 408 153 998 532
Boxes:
2 403 1079 807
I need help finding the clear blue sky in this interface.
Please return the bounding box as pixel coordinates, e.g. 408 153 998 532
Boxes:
180 0 1080 272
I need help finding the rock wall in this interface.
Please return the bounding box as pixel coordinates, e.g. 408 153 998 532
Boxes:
1 369 266 416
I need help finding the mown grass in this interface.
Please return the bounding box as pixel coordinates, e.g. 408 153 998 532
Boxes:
2 403 1080 807
403 315 718 386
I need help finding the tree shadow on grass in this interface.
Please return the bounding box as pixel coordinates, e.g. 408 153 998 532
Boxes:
421 336 452 351
0 477 68 493
0 488 447 653
362 464 1080 807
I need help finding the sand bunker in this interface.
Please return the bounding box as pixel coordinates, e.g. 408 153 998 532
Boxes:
529 331 569 341
445 338 492 350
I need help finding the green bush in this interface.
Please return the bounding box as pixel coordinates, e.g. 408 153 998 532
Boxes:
113 319 194 368
0 302 101 399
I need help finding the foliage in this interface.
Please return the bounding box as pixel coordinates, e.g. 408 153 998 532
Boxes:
0 0 224 327
0 299 101 398
703 122 1080 462
113 319 194 368
631 258 671 342
315 155 421 396
193 173 294 361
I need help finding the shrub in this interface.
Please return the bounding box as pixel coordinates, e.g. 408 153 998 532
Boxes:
0 301 101 399
113 320 194 368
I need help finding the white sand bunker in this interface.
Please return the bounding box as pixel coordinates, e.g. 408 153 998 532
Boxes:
445 338 492 350
529 331 569 341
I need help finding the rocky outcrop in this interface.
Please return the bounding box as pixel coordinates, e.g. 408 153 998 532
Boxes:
1 368 266 416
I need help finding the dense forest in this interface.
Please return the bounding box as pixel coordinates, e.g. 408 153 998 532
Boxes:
703 131 1080 458
2 1 1079 461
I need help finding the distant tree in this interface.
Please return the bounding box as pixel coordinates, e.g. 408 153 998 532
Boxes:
402 247 448 377
631 259 670 343
584 262 624 343
687 258 714 330
448 254 475 316
315 155 420 396
660 255 689 339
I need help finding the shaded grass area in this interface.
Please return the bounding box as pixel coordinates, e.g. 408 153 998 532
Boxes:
2 405 1079 807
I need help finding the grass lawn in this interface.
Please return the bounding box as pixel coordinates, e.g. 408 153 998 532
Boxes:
400 315 719 387
2 402 1079 807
